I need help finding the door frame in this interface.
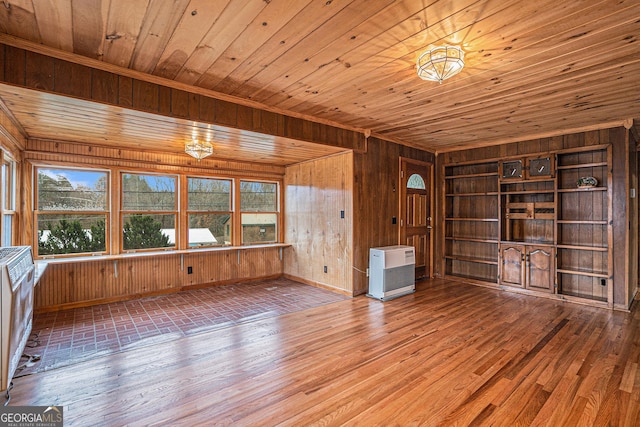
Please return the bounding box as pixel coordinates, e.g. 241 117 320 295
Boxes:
399 157 434 279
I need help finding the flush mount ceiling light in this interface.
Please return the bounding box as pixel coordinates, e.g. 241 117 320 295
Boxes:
416 45 465 84
185 139 213 160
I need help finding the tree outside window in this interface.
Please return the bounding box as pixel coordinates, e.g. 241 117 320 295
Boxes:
36 168 109 256
121 173 176 251
34 167 281 257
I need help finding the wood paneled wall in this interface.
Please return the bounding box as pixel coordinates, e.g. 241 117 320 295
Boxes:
0 99 25 154
25 138 285 178
284 152 353 294
35 246 284 311
436 127 637 310
626 129 638 307
352 137 435 295
0 43 365 151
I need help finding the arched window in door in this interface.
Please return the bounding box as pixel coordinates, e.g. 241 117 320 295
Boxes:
407 173 426 189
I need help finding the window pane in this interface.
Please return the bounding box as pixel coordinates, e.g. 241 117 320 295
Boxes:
240 181 277 212
37 214 107 255
188 214 231 247
2 214 12 246
122 214 175 250
407 173 426 189
122 174 176 211
38 169 108 211
3 160 14 210
241 213 277 244
188 178 231 211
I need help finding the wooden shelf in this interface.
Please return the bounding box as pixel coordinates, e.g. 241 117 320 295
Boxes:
557 187 607 193
499 178 555 184
445 218 498 222
556 161 607 170
444 255 498 265
560 291 608 304
445 172 498 179
505 215 554 220
557 220 608 225
556 244 608 252
445 237 498 244
500 189 555 195
500 241 554 247
556 268 608 279
446 192 499 197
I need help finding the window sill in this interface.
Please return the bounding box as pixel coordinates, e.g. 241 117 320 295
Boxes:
36 243 291 265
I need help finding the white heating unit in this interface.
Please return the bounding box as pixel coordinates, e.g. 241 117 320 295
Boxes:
0 246 35 394
367 245 415 301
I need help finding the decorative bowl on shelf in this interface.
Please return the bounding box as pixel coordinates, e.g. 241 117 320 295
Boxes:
577 176 598 188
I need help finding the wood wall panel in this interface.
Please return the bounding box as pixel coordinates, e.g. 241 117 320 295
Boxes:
24 138 285 179
284 152 353 294
629 129 639 306
0 99 26 153
34 247 284 311
611 127 627 306
352 138 435 295
25 50 53 91
91 69 119 105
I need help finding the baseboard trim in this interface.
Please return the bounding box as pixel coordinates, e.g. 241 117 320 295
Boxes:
283 273 353 297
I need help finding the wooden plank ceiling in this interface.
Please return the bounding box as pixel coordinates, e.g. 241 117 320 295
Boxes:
0 84 346 166
0 0 639 160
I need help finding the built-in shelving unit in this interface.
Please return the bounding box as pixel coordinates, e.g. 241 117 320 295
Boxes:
498 156 556 293
444 161 499 283
443 144 612 307
555 146 612 303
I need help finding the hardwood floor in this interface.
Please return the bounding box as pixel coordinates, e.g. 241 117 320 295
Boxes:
18 278 347 376
7 278 640 426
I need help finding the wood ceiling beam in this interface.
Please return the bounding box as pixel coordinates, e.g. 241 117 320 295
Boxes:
0 34 370 152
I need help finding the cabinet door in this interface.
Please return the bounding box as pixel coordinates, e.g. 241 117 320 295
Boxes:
527 247 554 293
500 245 525 287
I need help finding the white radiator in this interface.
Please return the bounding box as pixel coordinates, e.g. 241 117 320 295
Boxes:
0 246 35 394
367 245 415 301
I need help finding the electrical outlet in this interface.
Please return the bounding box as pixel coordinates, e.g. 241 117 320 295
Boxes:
187 266 193 274
323 265 327 273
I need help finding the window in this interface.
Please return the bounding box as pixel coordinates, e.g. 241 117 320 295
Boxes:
35 168 109 256
187 177 232 247
407 173 426 189
240 180 278 245
33 166 281 257
1 155 16 246
122 173 177 251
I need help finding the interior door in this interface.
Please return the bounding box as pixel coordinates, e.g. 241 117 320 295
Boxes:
400 158 432 279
